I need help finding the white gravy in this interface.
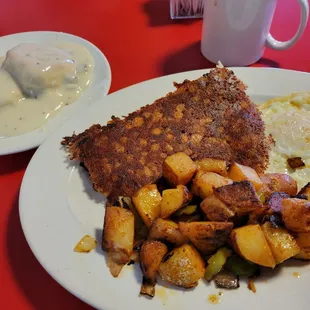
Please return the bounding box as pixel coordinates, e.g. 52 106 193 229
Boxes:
0 42 94 138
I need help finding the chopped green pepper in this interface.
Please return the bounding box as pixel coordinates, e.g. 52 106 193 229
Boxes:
204 247 232 281
174 205 197 216
225 256 259 277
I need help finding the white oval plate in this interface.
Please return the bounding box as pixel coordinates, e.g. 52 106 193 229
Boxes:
20 68 310 310
0 31 111 155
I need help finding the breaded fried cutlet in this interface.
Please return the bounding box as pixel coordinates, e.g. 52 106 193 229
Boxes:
62 68 269 202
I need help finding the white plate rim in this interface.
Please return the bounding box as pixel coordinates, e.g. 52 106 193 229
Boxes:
0 31 112 155
19 67 310 310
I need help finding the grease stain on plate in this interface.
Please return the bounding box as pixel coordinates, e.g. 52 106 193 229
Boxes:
208 294 220 304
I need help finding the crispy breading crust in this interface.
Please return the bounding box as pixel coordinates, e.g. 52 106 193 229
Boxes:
62 68 269 202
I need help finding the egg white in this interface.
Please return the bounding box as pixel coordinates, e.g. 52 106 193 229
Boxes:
259 92 310 189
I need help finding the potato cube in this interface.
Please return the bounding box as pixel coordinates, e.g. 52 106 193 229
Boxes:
191 171 232 199
158 244 205 288
195 158 228 176
132 184 162 227
260 173 298 199
228 162 263 191
294 232 310 260
140 240 168 297
148 218 187 246
200 195 235 221
178 221 233 255
281 198 310 233
160 185 192 218
261 222 300 264
162 152 197 185
102 206 135 276
214 181 264 215
140 240 168 282
230 224 276 268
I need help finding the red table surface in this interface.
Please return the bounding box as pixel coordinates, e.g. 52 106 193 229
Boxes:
0 0 309 309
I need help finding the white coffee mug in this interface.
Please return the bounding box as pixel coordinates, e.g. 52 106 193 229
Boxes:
201 0 309 66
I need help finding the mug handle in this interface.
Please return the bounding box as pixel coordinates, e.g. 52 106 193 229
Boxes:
266 0 309 50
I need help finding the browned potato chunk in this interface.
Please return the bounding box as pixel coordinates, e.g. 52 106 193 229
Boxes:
140 240 168 297
132 184 162 227
162 152 197 185
298 182 310 200
195 158 228 176
179 221 233 255
119 197 147 238
140 240 168 281
261 222 300 264
148 218 187 246
158 244 205 288
200 195 235 221
230 224 276 268
228 162 263 191
260 173 298 199
102 206 135 276
160 185 192 219
281 198 310 233
191 171 233 199
214 181 264 215
294 232 310 260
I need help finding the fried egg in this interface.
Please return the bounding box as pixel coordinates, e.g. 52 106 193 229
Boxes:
259 92 310 189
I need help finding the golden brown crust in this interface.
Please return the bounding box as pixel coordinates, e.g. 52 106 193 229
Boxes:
62 68 269 201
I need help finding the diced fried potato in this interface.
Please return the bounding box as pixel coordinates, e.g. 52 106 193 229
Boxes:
261 222 300 264
214 181 264 215
74 235 97 253
162 152 197 185
158 244 205 288
200 195 235 221
140 240 168 297
132 184 162 227
195 158 228 176
298 182 310 200
160 185 192 219
148 218 187 246
294 232 310 260
140 240 168 282
102 206 135 277
230 224 276 268
119 197 147 238
260 173 298 199
178 221 233 255
281 198 310 233
191 171 233 199
228 162 263 191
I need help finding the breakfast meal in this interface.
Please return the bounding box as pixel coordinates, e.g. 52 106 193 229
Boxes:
65 67 310 298
0 42 93 138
